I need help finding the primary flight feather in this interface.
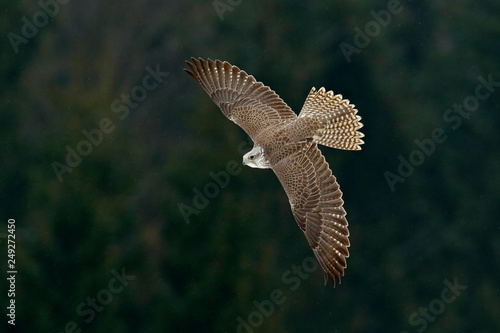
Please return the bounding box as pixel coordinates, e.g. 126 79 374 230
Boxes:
184 58 364 285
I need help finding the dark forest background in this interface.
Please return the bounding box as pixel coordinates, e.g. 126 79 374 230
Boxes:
1 0 499 332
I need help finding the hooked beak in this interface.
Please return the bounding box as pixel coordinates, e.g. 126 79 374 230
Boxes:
242 158 247 166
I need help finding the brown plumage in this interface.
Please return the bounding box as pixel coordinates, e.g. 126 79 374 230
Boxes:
184 58 364 285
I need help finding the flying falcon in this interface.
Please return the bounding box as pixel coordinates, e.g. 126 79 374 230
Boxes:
184 58 364 285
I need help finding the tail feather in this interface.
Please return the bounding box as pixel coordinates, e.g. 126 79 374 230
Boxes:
299 87 364 151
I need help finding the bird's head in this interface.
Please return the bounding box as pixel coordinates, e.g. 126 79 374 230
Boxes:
242 145 270 169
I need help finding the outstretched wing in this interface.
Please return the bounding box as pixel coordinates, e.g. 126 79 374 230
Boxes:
184 58 297 140
272 142 350 285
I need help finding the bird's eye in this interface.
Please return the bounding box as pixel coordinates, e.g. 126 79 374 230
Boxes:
249 155 255 160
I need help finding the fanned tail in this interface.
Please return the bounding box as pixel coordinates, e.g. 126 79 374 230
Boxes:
298 87 364 151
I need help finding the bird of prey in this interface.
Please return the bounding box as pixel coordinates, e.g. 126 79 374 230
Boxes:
184 58 364 285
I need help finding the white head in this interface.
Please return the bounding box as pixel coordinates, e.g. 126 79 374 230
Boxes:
242 145 270 169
